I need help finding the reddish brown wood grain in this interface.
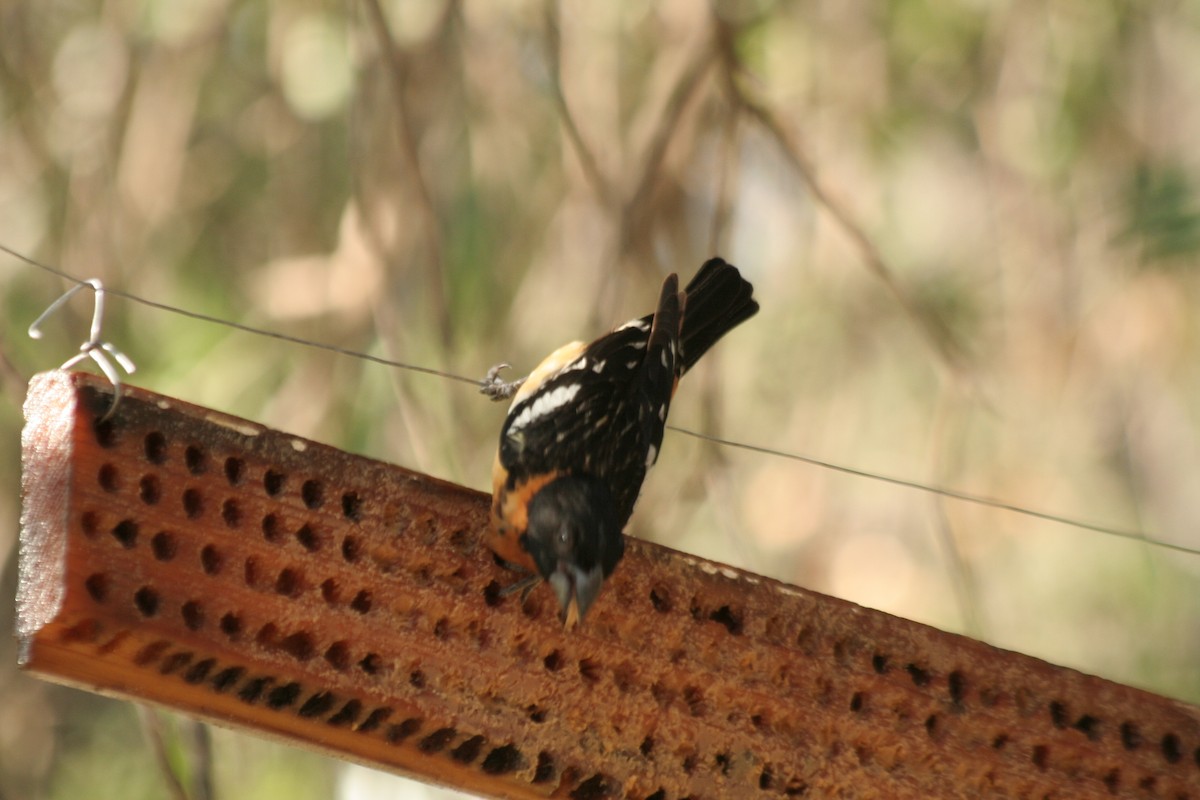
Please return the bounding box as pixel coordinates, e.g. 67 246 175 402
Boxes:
18 370 1200 798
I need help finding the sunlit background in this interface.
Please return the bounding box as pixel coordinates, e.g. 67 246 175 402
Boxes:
2 1 1199 797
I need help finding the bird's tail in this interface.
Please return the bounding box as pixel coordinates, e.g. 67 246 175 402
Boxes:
677 257 758 372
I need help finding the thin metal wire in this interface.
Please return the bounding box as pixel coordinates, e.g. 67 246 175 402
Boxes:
28 278 136 421
2 242 1197 558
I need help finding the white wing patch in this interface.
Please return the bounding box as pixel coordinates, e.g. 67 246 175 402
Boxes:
508 382 582 432
645 443 658 468
617 318 651 332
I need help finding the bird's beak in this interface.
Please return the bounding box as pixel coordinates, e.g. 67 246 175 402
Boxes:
548 564 605 627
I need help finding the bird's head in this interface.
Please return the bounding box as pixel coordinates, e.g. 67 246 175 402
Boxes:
522 474 625 626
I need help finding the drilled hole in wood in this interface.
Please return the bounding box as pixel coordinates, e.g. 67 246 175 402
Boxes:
759 766 774 789
948 670 966 706
1074 714 1101 741
200 544 223 575
1121 721 1141 750
571 774 610 800
81 510 99 538
342 492 362 520
715 752 732 776
544 650 564 672
144 431 167 463
579 659 601 684
480 743 521 775
649 585 672 613
850 692 865 713
752 712 769 731
296 524 321 552
219 613 242 638
111 519 138 549
871 653 889 674
1161 733 1183 764
299 692 336 718
301 479 324 509
85 573 108 602
160 651 192 675
221 499 241 528
532 752 555 783
709 605 743 635
1032 744 1049 770
150 531 176 561
639 735 655 758
992 733 1009 749
63 620 96 645
185 445 206 474
267 682 301 709
350 590 372 613
139 475 160 504
356 707 391 733
341 534 361 562
483 581 504 607
256 623 278 647
264 469 285 496
1050 700 1068 728
260 513 281 542
409 669 427 688
328 699 362 727
224 456 244 485
795 625 816 654
684 686 706 716
92 416 116 447
681 753 698 774
275 567 302 597
359 653 382 675
1103 768 1120 792
451 735 486 763
182 488 202 519
388 718 421 743
185 659 215 684
925 714 939 737
239 677 270 704
433 618 450 640
134 640 170 666
526 704 547 723
420 727 457 754
281 631 315 660
325 641 350 670
644 790 666 800
448 527 471 549
905 663 931 686
212 666 244 692
134 586 159 616
244 557 261 588
181 600 204 630
321 578 339 604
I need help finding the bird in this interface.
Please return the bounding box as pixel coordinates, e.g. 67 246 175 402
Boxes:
481 257 758 625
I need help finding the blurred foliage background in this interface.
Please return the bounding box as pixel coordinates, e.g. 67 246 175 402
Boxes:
1 0 1199 797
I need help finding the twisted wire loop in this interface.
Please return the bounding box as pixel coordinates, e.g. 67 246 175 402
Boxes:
28 279 136 421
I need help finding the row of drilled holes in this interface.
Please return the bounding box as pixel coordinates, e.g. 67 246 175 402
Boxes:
118 636 627 797
83 505 374 613
97 458 364 553
93 426 366 521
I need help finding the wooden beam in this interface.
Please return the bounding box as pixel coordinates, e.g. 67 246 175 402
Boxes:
18 370 1200 798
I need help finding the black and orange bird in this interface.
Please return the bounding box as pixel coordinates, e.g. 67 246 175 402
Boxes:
482 258 758 625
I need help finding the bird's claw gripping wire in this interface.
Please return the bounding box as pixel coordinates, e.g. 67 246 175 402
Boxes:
479 362 525 402
29 279 136 421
